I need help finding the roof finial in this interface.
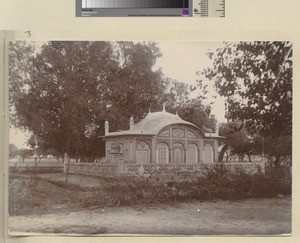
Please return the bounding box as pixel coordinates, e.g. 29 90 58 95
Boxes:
129 115 134 131
104 120 109 135
176 110 179 116
148 108 151 114
162 102 166 112
215 120 219 136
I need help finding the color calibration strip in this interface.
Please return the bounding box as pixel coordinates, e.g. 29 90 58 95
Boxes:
82 0 189 9
77 0 224 17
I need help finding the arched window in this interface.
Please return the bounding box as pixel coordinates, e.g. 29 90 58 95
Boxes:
173 143 184 163
136 142 150 164
156 142 169 164
203 143 214 163
186 143 198 164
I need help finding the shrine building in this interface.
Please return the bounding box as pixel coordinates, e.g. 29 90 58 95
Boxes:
103 104 224 165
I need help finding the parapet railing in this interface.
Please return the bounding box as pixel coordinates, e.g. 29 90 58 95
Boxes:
67 161 265 177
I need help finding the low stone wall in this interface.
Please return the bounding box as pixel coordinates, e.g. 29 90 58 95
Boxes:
67 161 265 177
67 163 120 176
123 162 265 177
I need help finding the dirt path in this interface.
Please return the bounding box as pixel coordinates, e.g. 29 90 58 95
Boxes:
8 196 291 236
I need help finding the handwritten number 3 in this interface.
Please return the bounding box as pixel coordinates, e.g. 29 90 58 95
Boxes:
25 31 31 37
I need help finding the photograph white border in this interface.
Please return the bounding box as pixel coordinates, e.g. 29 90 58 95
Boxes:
1 0 300 242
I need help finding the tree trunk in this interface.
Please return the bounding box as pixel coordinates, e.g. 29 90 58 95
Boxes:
65 159 70 184
274 155 280 167
218 144 228 163
226 152 230 162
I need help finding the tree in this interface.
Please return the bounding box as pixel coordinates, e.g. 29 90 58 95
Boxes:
161 78 191 108
218 120 292 167
218 121 256 162
104 41 165 129
228 129 254 162
9 144 19 159
9 41 165 159
8 41 36 111
161 78 216 132
200 41 292 138
27 135 49 165
263 135 292 167
175 99 216 132
17 148 33 163
24 42 117 158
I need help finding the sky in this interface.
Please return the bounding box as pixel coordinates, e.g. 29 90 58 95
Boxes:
9 41 227 149
9 127 31 149
156 41 226 121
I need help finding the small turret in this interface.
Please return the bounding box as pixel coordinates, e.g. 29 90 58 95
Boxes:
104 120 109 135
129 115 134 131
215 121 219 136
162 102 166 112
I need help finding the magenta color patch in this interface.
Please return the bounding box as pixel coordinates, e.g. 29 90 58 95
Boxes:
183 9 189 16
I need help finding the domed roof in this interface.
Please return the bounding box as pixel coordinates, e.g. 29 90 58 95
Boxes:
133 111 199 134
104 110 203 137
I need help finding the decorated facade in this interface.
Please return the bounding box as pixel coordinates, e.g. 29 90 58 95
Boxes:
103 104 223 165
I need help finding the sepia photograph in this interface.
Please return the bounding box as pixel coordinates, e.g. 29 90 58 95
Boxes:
7 40 292 235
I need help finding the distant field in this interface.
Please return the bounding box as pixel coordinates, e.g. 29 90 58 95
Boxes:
9 158 63 167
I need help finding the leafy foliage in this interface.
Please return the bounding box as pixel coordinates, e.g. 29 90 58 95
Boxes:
200 41 292 137
9 41 165 158
218 121 258 162
264 135 292 167
10 166 291 216
218 121 292 167
9 144 19 159
16 148 34 162
10 41 220 158
162 79 216 132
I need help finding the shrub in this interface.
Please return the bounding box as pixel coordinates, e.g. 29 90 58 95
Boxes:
10 165 291 215
90 167 291 208
198 166 291 199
